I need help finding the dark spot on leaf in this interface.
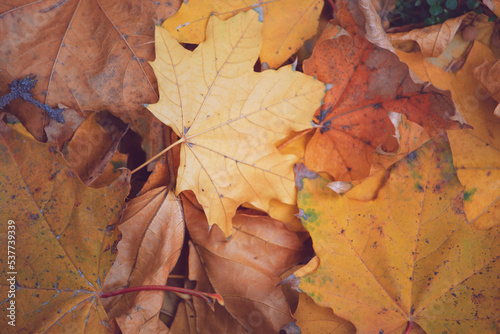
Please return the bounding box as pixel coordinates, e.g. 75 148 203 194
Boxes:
463 188 477 202
406 151 418 163
105 224 116 233
48 170 59 181
471 293 485 305
316 107 332 123
320 120 332 134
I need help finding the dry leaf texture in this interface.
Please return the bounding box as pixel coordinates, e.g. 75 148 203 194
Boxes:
148 11 325 235
0 0 179 156
296 135 499 333
184 198 310 333
62 112 127 187
102 187 184 333
186 242 244 333
0 122 130 333
388 12 474 58
474 59 500 116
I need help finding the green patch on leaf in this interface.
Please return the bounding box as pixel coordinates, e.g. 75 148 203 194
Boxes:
304 208 319 223
111 160 127 172
463 188 477 202
414 182 424 193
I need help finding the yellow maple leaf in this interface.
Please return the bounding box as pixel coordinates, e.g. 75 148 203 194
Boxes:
162 0 323 68
296 135 499 333
396 43 500 229
147 11 324 235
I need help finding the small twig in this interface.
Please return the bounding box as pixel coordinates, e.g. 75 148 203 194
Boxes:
100 285 224 310
131 137 185 174
0 75 65 123
168 274 186 279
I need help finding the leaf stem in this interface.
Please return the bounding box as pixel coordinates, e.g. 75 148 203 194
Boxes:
100 285 224 308
131 137 185 174
404 320 413 334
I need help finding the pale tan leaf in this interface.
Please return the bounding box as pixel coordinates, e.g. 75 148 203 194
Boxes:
102 187 184 334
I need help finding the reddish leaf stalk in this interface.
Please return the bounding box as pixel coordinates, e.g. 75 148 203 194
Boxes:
100 285 224 308
404 320 413 334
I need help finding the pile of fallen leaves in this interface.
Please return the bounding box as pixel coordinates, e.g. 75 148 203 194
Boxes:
0 0 498 333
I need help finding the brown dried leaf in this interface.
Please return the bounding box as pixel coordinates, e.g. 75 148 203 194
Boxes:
44 105 86 149
185 242 244 333
474 59 500 116
102 187 184 334
62 112 127 186
184 197 311 333
0 0 179 157
169 300 198 334
389 12 475 57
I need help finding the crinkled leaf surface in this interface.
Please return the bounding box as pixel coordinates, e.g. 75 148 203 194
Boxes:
169 299 197 334
62 112 127 187
303 5 465 181
483 0 500 17
0 122 130 332
148 11 324 235
474 59 500 116
45 106 86 149
297 134 499 333
162 0 323 68
0 0 179 157
184 196 311 333
396 42 500 229
185 242 244 333
102 187 184 334
388 12 474 58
